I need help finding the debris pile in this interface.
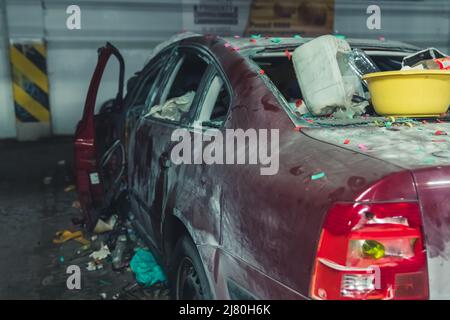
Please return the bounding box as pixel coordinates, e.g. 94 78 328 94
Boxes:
52 199 169 300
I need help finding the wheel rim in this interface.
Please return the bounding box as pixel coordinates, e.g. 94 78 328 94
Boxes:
176 257 204 300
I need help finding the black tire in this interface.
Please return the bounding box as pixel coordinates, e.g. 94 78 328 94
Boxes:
169 235 213 300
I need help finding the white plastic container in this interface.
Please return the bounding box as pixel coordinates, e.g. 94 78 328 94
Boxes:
292 35 363 116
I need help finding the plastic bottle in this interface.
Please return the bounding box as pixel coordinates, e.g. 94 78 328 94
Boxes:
112 234 127 270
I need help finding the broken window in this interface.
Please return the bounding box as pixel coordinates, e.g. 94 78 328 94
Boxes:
196 73 231 128
369 55 403 71
131 61 164 107
146 51 209 123
252 55 303 104
251 49 407 120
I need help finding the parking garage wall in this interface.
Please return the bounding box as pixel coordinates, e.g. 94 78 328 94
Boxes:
44 0 185 136
0 1 16 139
335 0 450 53
0 0 187 140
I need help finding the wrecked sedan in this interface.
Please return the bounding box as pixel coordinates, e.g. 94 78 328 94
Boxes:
75 34 450 300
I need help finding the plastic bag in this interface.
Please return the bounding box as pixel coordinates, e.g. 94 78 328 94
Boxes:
148 91 195 121
130 248 166 287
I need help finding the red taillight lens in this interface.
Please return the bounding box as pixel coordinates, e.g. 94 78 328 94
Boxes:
311 202 429 300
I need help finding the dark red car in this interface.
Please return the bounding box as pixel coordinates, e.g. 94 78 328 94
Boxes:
75 34 450 300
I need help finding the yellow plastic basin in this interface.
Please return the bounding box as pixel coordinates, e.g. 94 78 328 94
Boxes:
362 70 450 117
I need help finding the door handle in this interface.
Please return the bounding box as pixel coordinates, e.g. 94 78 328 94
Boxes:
159 152 172 169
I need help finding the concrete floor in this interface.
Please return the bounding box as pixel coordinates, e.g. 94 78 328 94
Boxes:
0 138 168 300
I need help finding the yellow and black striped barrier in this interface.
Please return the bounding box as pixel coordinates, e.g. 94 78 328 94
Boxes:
10 41 50 123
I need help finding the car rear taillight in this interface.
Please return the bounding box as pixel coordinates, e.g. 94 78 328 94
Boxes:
311 202 429 300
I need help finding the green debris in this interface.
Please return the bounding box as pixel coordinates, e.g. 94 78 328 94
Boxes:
251 34 261 39
270 37 281 43
130 249 166 287
311 172 326 180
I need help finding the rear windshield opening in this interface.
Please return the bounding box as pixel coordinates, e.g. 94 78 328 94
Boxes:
370 55 403 71
252 56 304 104
251 52 405 119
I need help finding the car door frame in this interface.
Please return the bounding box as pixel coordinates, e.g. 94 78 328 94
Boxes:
128 45 181 205
130 44 217 253
127 46 187 251
181 49 234 246
190 60 234 129
123 48 174 156
74 42 126 229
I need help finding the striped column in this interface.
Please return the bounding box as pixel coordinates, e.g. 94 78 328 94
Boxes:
9 40 51 139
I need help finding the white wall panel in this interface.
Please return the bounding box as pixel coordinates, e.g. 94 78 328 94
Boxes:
0 0 16 139
335 0 450 53
44 0 184 135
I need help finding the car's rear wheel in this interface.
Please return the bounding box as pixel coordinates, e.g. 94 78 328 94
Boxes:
170 235 213 300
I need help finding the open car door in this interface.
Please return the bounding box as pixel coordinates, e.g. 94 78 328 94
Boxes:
74 42 126 229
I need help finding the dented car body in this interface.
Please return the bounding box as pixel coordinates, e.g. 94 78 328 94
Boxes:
75 35 450 299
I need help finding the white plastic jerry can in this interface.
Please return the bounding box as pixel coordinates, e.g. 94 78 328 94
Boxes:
292 35 363 116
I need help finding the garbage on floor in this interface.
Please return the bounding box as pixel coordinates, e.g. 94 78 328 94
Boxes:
53 230 90 246
93 215 118 234
52 210 169 299
130 248 167 287
89 245 111 260
112 234 128 270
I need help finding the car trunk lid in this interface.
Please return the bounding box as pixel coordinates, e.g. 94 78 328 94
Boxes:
303 122 450 169
303 122 450 298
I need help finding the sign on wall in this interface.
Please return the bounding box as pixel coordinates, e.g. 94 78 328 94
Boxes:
244 0 335 37
182 0 251 36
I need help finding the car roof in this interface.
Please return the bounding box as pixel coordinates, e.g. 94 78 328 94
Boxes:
221 36 420 53
147 33 420 65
